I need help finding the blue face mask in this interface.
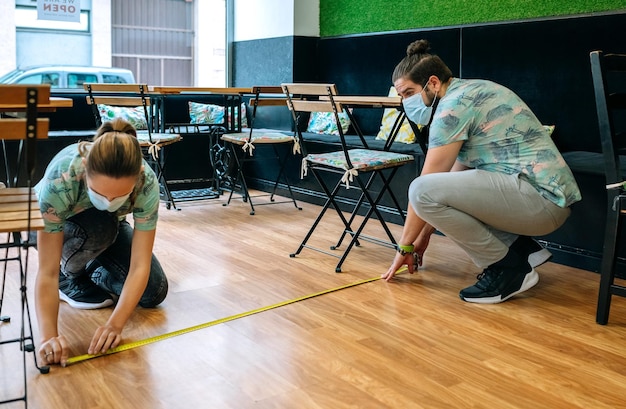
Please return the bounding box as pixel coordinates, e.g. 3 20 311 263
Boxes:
402 83 437 126
87 188 131 212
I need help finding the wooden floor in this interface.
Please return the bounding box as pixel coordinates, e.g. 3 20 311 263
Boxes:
2 191 626 409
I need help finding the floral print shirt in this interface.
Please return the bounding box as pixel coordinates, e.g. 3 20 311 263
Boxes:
34 144 160 233
429 78 581 208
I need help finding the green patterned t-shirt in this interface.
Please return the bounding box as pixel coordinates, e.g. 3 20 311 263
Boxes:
429 78 581 208
35 144 160 233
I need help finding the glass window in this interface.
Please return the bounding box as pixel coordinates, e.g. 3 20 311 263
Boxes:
67 73 98 88
102 74 129 84
16 73 60 88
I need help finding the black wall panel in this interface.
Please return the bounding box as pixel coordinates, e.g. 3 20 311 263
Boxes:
461 13 626 153
316 29 461 136
233 36 295 86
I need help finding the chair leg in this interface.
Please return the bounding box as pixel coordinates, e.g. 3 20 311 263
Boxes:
1 234 49 408
332 186 367 250
334 171 398 273
222 143 302 215
597 206 621 324
222 143 255 215
146 148 178 211
290 171 358 258
269 145 301 211
333 168 400 252
0 245 12 322
377 169 406 223
363 168 402 244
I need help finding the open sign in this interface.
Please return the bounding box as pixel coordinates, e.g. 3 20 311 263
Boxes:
37 0 81 23
44 4 77 13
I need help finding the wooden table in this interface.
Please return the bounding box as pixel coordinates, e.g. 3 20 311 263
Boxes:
323 94 426 154
322 95 401 108
319 94 426 152
0 96 73 112
151 86 252 95
150 87 250 133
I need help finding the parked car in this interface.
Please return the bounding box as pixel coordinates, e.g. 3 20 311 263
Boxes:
0 65 136 89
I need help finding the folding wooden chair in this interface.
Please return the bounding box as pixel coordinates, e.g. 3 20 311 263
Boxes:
84 83 182 210
590 50 626 324
0 84 51 407
218 86 301 215
282 83 414 272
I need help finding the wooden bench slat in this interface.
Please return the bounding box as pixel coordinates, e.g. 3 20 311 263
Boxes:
83 83 149 93
289 100 338 113
85 96 148 107
0 201 40 212
0 209 43 222
0 118 49 139
0 187 35 196
0 218 45 233
250 98 288 107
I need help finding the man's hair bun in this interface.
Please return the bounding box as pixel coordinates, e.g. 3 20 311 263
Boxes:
406 39 431 57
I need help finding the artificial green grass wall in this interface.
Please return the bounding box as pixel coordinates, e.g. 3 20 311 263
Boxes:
319 0 626 37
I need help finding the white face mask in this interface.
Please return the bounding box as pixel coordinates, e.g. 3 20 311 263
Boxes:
87 188 131 212
402 83 437 126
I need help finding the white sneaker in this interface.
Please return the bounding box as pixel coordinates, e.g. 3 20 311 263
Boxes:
511 236 552 268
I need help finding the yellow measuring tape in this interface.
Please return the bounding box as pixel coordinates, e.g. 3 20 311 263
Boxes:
66 269 403 365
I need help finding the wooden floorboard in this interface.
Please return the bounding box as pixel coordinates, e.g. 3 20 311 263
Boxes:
2 191 626 408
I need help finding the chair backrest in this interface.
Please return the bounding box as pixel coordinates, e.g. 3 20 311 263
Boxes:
282 83 349 159
244 86 290 137
83 83 154 136
281 83 341 114
248 86 288 114
0 85 50 186
590 50 626 187
0 84 50 233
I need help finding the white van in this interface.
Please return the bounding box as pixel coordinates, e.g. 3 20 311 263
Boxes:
0 65 136 89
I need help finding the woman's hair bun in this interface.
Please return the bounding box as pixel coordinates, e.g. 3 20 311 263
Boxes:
97 117 138 138
406 39 431 57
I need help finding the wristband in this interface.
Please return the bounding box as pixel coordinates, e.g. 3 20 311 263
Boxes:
396 244 414 256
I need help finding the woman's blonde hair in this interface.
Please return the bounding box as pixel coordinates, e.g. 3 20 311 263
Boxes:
78 117 145 209
78 117 143 178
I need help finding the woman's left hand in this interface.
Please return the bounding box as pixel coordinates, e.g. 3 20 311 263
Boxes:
88 324 122 355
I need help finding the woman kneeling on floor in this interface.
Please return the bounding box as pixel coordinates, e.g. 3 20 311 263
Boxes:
34 118 168 366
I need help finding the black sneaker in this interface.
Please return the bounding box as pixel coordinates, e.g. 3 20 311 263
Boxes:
459 249 539 304
511 236 552 268
58 273 114 310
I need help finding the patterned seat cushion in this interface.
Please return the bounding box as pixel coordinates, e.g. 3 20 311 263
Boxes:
220 129 294 144
136 131 181 146
221 129 299 156
136 131 182 159
306 148 413 171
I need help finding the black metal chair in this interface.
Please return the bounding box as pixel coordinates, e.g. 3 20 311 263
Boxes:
0 84 51 407
590 50 626 324
282 83 414 272
218 86 302 215
84 83 182 210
